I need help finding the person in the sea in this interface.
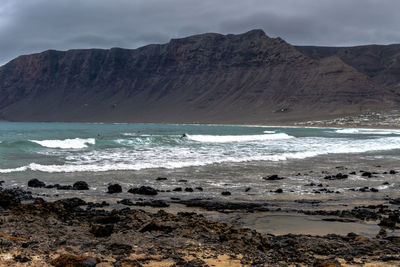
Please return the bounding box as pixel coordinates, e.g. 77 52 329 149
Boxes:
181 133 187 138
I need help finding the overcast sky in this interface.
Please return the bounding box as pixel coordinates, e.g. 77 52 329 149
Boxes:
1 0 400 65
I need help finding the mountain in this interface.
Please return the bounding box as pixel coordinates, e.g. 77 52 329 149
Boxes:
296 44 400 92
0 30 397 124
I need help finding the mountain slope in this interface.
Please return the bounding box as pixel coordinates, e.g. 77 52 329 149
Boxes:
296 44 400 92
0 30 396 123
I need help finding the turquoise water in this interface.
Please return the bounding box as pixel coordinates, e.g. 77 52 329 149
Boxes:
1 122 400 202
1 122 400 174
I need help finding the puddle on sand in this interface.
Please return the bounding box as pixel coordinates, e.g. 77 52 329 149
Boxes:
239 212 382 237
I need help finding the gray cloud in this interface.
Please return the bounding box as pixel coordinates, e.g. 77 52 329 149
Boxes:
1 0 400 65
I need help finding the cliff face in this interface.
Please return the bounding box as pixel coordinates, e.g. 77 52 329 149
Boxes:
0 30 396 123
296 44 400 92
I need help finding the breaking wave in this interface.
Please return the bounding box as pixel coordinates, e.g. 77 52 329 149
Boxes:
30 138 95 149
186 133 293 143
335 128 400 135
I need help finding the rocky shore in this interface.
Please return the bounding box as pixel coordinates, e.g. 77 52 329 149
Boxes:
1 178 400 267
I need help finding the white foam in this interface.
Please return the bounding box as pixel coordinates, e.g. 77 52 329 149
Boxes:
187 133 293 143
263 130 276 134
335 128 400 135
0 166 28 173
30 138 95 149
336 129 359 134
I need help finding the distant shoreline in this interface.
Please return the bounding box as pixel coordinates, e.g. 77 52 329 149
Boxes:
1 120 400 130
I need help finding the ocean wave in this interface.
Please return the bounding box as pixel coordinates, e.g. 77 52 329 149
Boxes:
335 128 400 135
2 137 400 173
0 166 29 173
30 138 95 149
121 132 152 137
187 133 293 143
263 130 276 134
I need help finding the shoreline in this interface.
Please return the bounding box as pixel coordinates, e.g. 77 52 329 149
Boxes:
1 184 400 266
2 157 400 266
1 115 400 130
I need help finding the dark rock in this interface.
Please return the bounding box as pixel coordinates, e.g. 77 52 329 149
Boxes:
349 171 356 175
117 199 134 206
107 243 132 255
0 181 4 186
245 187 251 192
382 181 390 185
138 221 174 233
0 188 33 208
221 191 231 196
13 255 31 263
107 184 122 194
178 179 188 182
178 199 268 212
389 198 400 204
376 229 387 238
172 187 182 192
361 171 372 178
380 255 400 261
389 170 398 174
156 177 167 181
370 188 379 192
184 187 193 192
263 175 284 180
134 200 169 207
27 178 45 188
275 188 283 193
195 187 203 191
53 198 86 209
128 186 158 195
50 254 95 267
324 173 348 180
305 183 316 186
378 217 396 228
95 215 120 224
72 181 89 190
55 184 73 190
90 224 114 237
83 257 99 267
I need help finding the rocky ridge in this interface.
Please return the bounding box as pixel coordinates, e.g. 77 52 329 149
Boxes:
0 30 396 124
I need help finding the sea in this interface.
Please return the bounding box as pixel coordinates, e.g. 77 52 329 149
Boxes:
1 122 400 202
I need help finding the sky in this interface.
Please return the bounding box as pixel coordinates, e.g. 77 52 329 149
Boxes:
1 0 400 65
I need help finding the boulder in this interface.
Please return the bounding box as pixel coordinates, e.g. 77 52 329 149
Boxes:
27 178 45 188
221 191 231 196
361 171 372 178
128 186 157 195
172 187 182 192
73 181 89 190
107 184 122 194
263 175 284 180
